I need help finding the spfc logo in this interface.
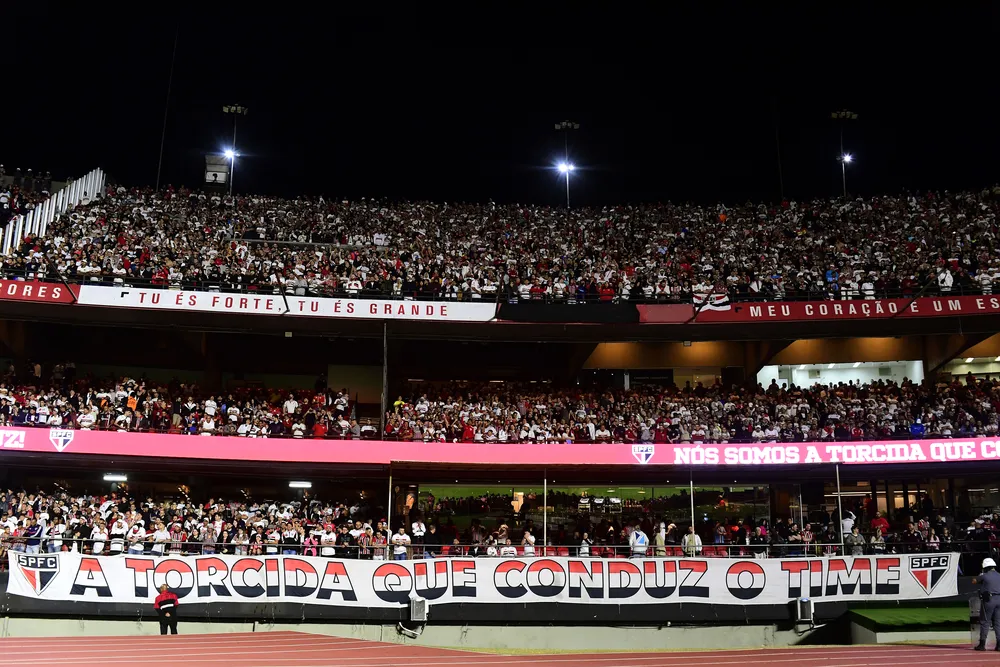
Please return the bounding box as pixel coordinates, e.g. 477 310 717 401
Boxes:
15 553 60 595
909 555 950 595
632 444 655 464
48 428 75 452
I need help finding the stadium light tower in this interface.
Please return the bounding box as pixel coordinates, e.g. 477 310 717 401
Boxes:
555 121 579 209
838 153 854 198
223 149 239 196
557 162 575 209
223 104 249 195
554 120 579 163
831 109 858 197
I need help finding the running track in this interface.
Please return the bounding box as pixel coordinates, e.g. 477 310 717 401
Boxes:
0 631 989 666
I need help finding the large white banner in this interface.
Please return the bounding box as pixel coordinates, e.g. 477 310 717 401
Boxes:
75 285 497 322
6 552 956 607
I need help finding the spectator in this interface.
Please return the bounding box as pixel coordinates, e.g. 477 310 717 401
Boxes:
870 511 890 536
202 527 217 555
391 527 411 560
23 518 42 554
416 524 436 558
154 584 180 635
845 526 866 556
48 516 66 553
870 528 886 554
411 516 427 549
357 526 373 560
682 525 702 556
521 528 536 557
629 522 649 558
89 520 108 554
579 531 594 557
927 528 941 551
500 538 518 557
841 510 856 536
653 523 666 557
320 523 337 557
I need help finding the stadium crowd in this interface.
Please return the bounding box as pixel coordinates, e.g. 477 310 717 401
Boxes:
0 367 996 443
385 375 996 444
1 173 50 228
2 183 1000 301
0 485 994 566
0 365 370 438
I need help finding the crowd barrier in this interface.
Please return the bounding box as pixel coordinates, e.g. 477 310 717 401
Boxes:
2 538 991 564
0 420 983 444
0 270 997 306
1 168 106 255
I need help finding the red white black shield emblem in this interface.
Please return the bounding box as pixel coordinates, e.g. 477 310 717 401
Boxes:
908 554 950 595
15 553 60 595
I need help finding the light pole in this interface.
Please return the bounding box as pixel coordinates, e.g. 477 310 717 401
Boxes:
222 104 249 195
155 24 179 192
555 121 579 207
557 162 575 209
554 120 579 164
224 149 238 196
838 153 853 198
831 109 858 197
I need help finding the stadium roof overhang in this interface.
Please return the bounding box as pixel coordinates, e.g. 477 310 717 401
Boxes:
1 300 999 343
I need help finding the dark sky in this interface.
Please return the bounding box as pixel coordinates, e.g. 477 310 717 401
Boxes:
7 5 999 206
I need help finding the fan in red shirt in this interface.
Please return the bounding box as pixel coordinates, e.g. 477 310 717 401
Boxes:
870 512 890 536
154 584 180 635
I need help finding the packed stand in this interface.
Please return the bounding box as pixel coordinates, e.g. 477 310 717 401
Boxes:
0 486 396 561
3 367 1000 442
0 363 376 438
2 183 1000 302
2 486 994 571
386 374 1000 443
0 168 51 228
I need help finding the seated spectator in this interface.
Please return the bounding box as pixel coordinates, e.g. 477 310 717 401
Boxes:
4 184 1000 307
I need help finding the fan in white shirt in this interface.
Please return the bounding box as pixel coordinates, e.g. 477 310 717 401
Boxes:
152 526 170 555
127 524 147 554
90 524 109 554
48 521 67 552
411 521 426 539
266 529 281 554
320 527 338 556
521 531 536 557
391 529 411 557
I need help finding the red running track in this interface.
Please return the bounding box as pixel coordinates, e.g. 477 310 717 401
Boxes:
0 631 989 667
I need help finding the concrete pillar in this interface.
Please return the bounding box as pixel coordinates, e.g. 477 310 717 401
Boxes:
742 339 793 388
0 320 28 372
201 333 223 391
921 333 990 382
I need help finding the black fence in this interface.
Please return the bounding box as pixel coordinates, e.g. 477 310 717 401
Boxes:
1 270 994 306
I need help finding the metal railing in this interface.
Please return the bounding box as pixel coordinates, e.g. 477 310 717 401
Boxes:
0 417 982 443
0 269 993 305
2 537 993 567
0 419 976 443
1 168 106 255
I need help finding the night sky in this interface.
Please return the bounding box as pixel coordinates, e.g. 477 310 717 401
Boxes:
6 5 999 207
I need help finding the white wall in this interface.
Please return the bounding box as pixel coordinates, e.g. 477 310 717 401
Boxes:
758 360 923 389
946 360 1000 379
0 617 826 650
